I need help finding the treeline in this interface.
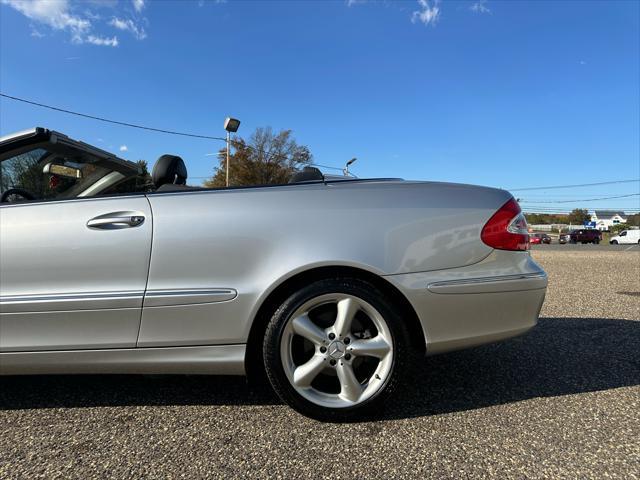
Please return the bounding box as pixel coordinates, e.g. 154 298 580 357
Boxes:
525 210 640 227
525 213 569 225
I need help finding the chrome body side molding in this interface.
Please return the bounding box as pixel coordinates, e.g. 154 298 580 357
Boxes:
427 272 548 294
0 291 144 313
143 289 238 307
0 288 238 313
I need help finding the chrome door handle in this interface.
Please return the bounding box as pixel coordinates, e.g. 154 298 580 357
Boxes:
87 211 146 230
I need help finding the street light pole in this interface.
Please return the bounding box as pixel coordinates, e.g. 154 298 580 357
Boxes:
226 130 230 187
344 157 357 177
223 117 241 188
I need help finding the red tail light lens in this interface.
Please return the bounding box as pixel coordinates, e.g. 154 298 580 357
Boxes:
481 198 529 251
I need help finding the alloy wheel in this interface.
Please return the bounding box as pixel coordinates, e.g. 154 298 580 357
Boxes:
279 293 394 409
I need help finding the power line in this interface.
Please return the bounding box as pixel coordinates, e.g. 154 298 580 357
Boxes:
0 93 229 142
0 92 346 172
520 193 640 204
521 207 640 213
311 163 344 171
521 204 639 209
519 203 639 208
510 179 640 191
3 93 637 187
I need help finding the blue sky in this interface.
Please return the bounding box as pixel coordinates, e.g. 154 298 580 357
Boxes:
1 0 639 213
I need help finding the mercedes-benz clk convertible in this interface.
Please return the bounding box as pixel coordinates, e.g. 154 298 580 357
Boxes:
0 128 547 420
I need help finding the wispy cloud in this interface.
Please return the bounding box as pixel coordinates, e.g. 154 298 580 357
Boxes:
2 0 91 42
346 0 366 6
86 34 118 47
198 0 228 5
411 0 440 26
2 0 151 46
30 26 45 38
109 17 146 40
470 0 491 14
119 145 128 152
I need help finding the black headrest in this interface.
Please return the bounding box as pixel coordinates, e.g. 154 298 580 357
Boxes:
289 166 324 183
152 154 187 187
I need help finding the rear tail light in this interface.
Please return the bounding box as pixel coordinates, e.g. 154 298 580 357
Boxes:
481 198 529 251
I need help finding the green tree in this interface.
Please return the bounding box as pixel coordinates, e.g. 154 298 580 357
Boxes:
610 223 631 234
626 213 640 227
525 213 569 225
204 127 312 187
568 208 590 225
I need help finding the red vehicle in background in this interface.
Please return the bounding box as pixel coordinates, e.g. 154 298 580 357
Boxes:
530 233 552 244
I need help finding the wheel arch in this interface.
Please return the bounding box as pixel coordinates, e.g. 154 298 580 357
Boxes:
244 264 426 383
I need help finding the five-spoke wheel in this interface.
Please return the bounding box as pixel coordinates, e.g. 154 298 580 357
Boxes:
263 277 409 421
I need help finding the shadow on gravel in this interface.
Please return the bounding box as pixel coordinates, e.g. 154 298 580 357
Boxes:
1 317 638 418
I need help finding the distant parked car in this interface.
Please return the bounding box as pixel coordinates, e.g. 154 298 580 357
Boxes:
559 233 570 244
609 229 640 245
531 233 552 244
569 229 602 244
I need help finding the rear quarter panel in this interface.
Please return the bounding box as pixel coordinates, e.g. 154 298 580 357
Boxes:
139 181 512 346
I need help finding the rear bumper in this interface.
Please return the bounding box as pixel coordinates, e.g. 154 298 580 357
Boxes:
384 250 547 355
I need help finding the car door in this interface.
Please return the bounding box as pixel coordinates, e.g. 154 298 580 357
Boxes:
0 129 152 352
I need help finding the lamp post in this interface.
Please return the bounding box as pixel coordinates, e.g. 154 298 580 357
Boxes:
223 117 241 187
343 157 357 177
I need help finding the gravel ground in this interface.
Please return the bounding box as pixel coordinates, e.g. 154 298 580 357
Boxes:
1 250 639 479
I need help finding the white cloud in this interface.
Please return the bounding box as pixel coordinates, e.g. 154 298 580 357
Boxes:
30 26 45 38
470 0 491 14
347 0 366 6
119 145 128 152
2 0 90 40
86 34 118 46
411 0 440 26
1 0 124 46
85 0 118 6
2 0 154 46
109 17 146 40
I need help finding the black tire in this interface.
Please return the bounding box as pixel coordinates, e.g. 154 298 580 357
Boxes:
611 240 618 245
263 276 412 421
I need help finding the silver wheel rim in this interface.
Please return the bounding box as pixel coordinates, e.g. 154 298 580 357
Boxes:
280 293 394 409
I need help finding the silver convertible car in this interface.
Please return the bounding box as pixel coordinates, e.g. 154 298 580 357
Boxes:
0 128 547 420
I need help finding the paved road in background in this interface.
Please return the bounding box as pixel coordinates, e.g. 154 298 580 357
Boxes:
531 243 640 252
1 250 639 479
